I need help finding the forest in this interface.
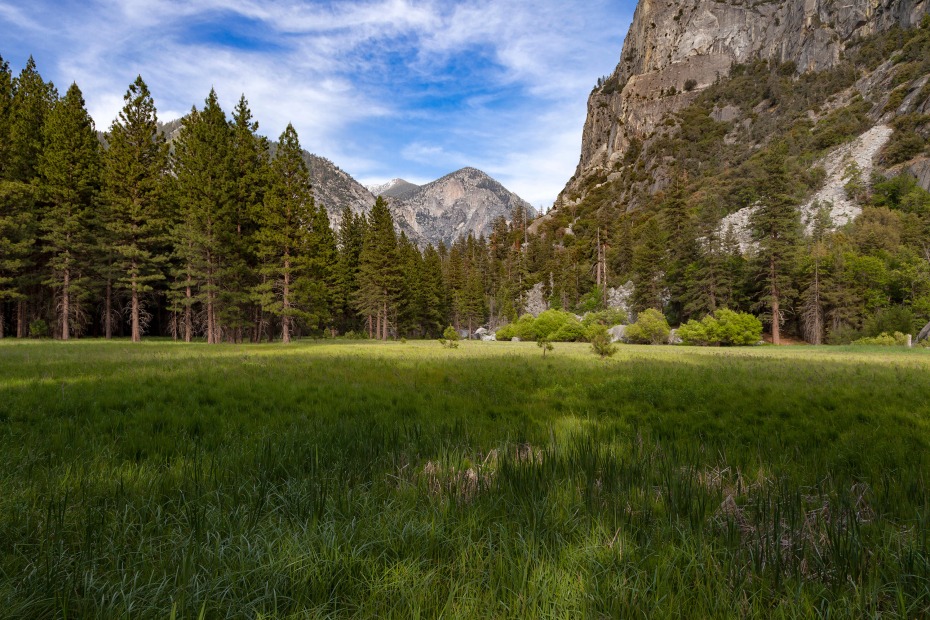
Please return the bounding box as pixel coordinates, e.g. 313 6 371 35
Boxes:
3 20 930 345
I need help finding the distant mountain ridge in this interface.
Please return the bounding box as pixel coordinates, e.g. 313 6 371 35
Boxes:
155 120 531 246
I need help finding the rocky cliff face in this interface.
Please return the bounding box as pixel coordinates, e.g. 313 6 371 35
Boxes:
384 168 535 247
561 0 928 206
303 154 376 227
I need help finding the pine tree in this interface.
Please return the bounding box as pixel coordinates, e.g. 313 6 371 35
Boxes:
4 56 56 337
799 205 832 344
101 76 170 342
355 197 399 339
334 206 365 335
253 124 317 343
631 215 668 312
0 183 36 338
38 83 100 340
750 145 801 345
172 90 236 343
420 244 446 336
228 95 269 342
0 55 13 178
296 200 336 333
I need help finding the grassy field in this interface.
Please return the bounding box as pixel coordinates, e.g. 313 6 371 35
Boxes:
0 339 928 618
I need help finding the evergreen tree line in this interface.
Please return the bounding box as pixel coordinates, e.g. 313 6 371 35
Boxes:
3 54 929 345
0 56 539 342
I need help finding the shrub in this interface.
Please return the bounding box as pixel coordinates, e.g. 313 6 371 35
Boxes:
679 310 762 346
496 311 587 342
28 319 49 338
439 326 460 349
552 321 588 342
625 309 671 345
588 325 618 359
863 306 916 338
684 79 698 92
853 332 909 346
582 308 628 328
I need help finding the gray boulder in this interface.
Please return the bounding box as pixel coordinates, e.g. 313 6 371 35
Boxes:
607 325 626 343
918 321 930 342
481 334 497 342
511 337 521 342
668 329 682 345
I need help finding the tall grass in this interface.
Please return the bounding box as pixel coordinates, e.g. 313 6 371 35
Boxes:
0 340 927 617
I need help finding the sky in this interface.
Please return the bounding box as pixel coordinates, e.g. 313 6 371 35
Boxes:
1 0 635 208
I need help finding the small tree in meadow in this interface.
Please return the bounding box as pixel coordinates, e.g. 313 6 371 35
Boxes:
589 324 617 359
439 325 460 349
537 337 554 357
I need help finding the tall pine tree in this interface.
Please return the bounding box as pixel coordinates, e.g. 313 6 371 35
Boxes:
101 76 170 342
172 89 236 343
750 144 801 345
253 124 317 343
355 197 399 339
39 83 100 340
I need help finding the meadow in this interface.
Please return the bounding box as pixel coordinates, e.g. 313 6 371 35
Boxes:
0 339 928 618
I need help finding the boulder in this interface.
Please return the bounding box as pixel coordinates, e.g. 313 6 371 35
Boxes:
511 337 521 342
607 325 626 343
668 328 682 345
481 334 497 342
475 327 489 338
918 321 930 343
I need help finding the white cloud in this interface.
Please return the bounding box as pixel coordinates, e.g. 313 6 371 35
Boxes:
6 0 633 204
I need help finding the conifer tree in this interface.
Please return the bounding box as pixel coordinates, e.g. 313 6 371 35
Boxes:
229 95 269 342
420 244 446 336
101 76 170 342
355 197 399 339
4 56 56 337
39 83 100 340
173 90 236 343
334 206 365 334
253 123 316 343
750 145 801 345
0 55 13 178
631 216 668 311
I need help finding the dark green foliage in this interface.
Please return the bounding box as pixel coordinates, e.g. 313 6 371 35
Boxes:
625 308 671 344
253 124 326 343
100 76 170 342
355 197 400 339
678 309 763 346
38 83 100 339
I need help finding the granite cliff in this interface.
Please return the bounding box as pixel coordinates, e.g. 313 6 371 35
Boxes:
560 0 929 209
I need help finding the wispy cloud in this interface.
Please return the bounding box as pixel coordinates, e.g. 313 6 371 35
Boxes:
1 0 634 206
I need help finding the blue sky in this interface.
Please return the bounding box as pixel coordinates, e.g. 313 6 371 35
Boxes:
1 0 635 208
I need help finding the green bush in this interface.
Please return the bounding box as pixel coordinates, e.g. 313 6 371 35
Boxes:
496 310 587 342
625 309 671 345
863 306 916 338
679 309 762 346
552 320 588 342
439 326 460 349
582 308 628 328
28 319 49 338
852 332 909 346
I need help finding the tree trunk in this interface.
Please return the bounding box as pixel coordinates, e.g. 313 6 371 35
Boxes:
771 297 781 346
770 257 780 346
368 314 373 339
184 280 193 343
62 269 70 341
131 263 141 343
105 279 113 339
16 300 25 338
282 258 291 344
0 307 5 338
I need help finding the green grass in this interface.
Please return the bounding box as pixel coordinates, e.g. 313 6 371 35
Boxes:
0 340 928 618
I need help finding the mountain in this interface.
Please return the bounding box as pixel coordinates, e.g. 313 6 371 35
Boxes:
381 167 536 247
367 178 420 199
557 0 930 213
302 154 375 226
156 118 531 245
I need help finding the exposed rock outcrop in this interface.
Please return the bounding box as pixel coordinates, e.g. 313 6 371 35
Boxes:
561 0 929 207
384 168 535 247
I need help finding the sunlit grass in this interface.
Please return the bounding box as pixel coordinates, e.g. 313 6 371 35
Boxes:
0 339 928 617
